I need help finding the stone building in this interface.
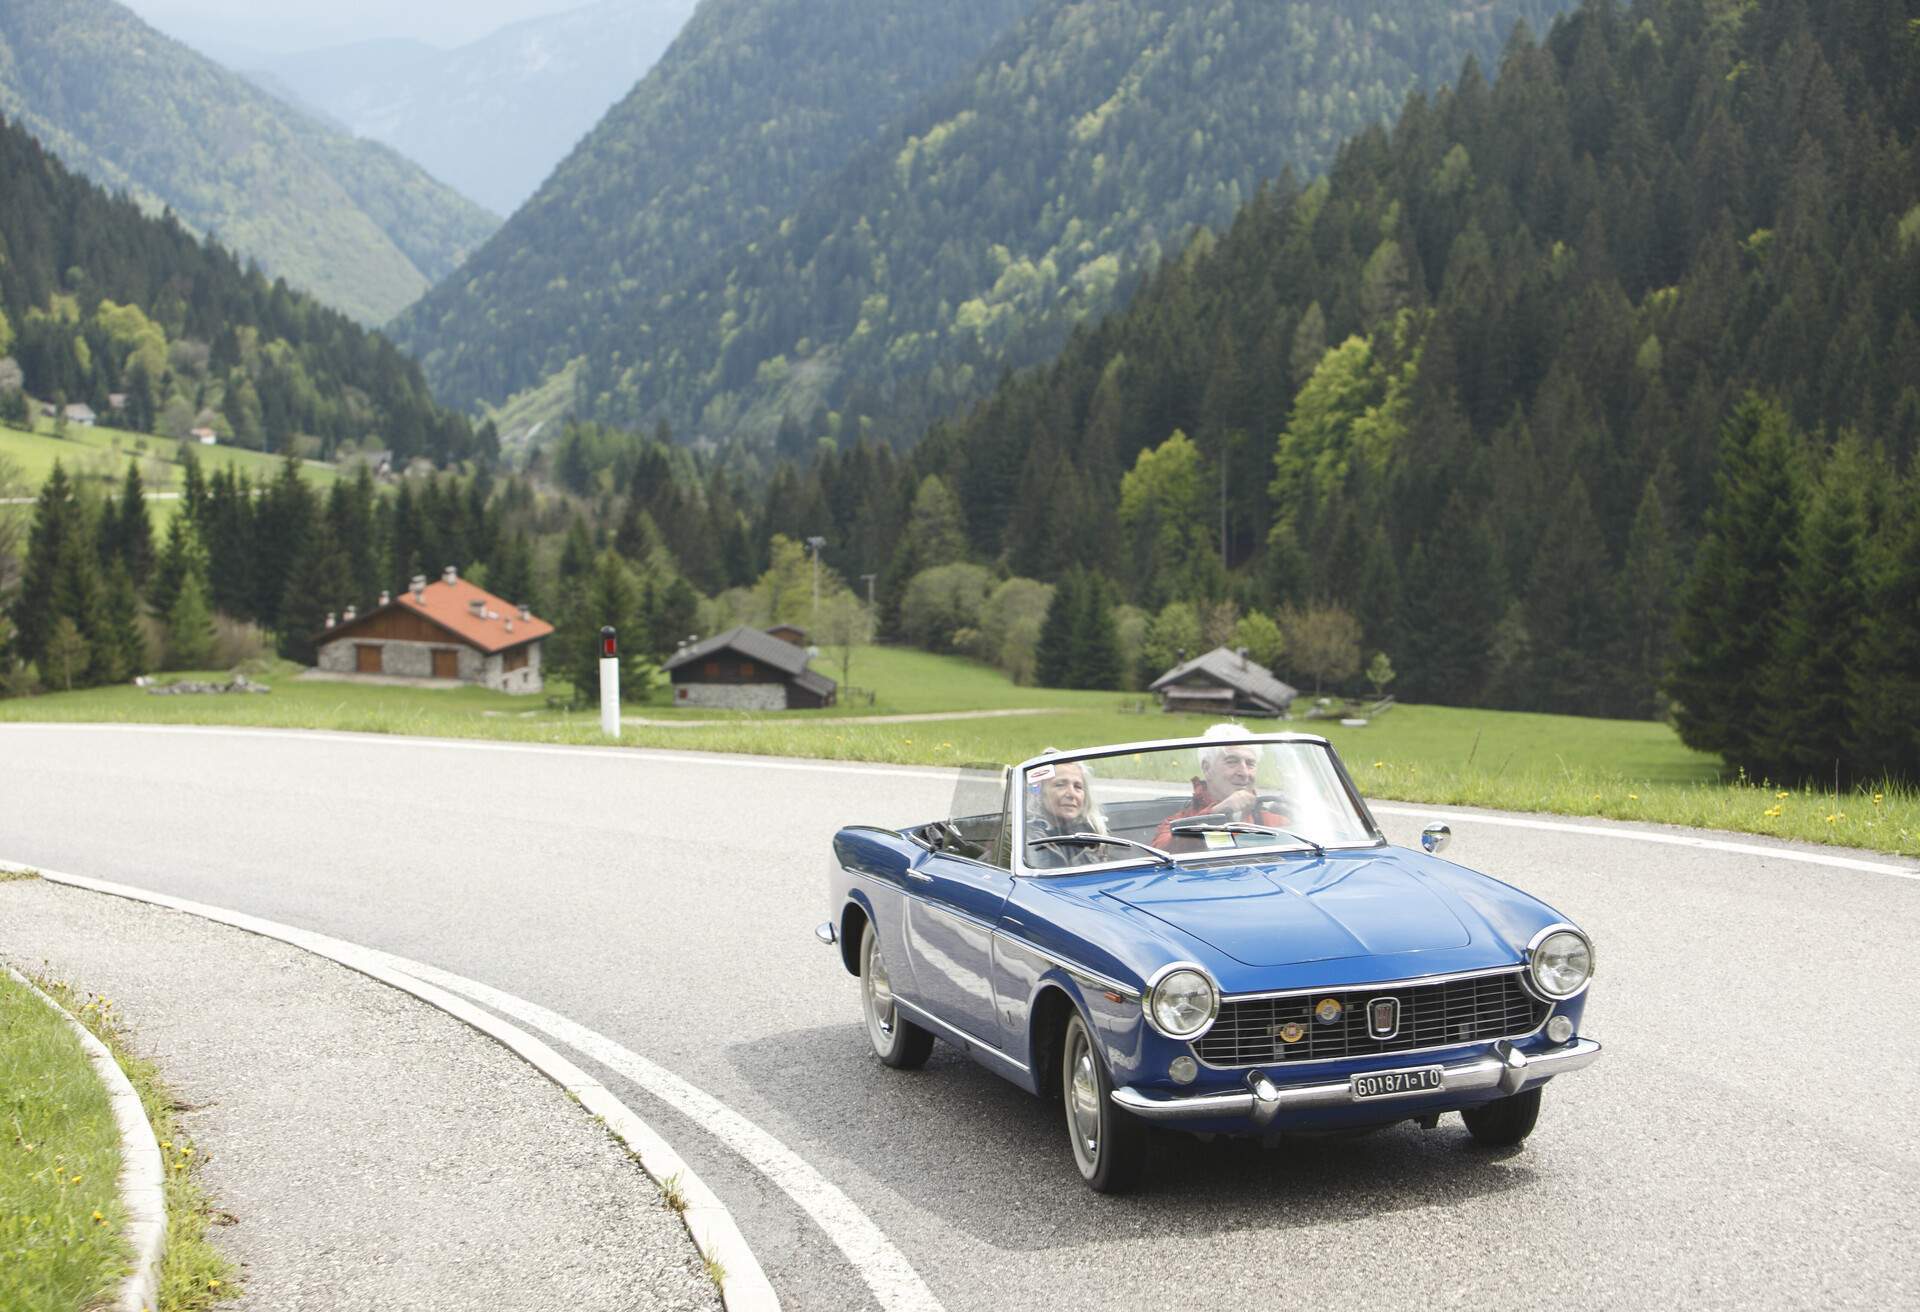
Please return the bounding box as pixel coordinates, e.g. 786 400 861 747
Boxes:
663 625 837 709
1149 646 1298 718
314 567 551 694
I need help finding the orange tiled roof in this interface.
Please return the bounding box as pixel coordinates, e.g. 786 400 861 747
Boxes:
394 577 553 653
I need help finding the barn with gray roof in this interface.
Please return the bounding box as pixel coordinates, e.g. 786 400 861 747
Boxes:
662 625 838 709
1149 647 1298 718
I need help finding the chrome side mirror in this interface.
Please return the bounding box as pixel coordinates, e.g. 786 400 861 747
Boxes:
1420 822 1451 855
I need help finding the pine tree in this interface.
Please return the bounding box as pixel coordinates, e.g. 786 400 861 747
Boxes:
1760 436 1873 781
1071 574 1124 690
44 615 89 692
277 520 352 664
10 462 78 664
97 564 147 684
1847 468 1920 782
1669 396 1805 768
110 462 155 588
1034 569 1082 689
165 571 217 670
1617 472 1680 719
50 519 106 688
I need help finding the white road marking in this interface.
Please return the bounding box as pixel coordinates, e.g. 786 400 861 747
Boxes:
8 863 944 1312
1367 803 1920 881
6 724 1914 882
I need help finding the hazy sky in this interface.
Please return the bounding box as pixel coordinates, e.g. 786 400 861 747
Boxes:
121 1 596 57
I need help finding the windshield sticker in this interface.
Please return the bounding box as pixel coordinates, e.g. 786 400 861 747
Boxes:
1028 763 1056 782
1203 831 1235 849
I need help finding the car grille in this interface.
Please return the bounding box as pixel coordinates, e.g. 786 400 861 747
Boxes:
1193 970 1547 1067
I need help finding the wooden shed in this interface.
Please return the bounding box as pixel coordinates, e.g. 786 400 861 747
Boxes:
1149 646 1298 718
663 625 837 710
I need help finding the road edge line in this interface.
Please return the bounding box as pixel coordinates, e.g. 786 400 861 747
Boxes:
2 861 779 1312
4 961 166 1312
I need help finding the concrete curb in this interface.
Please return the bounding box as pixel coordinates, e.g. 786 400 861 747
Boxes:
1 860 779 1312
4 960 166 1312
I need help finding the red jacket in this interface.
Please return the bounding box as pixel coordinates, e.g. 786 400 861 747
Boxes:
1152 777 1290 851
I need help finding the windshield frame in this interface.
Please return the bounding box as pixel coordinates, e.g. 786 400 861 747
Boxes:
1009 733 1385 878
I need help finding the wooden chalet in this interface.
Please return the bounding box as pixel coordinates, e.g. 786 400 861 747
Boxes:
663 625 836 710
1149 646 1298 718
313 567 552 694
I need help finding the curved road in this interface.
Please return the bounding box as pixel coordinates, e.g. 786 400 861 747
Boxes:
3 723 1916 1309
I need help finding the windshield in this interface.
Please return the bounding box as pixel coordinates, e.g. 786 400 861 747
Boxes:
1018 736 1377 873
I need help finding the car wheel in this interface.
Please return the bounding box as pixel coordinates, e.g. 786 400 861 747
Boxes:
860 921 933 1069
1461 1086 1542 1147
1061 1011 1148 1193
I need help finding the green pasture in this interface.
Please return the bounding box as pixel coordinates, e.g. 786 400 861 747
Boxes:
0 417 341 527
2 647 1913 856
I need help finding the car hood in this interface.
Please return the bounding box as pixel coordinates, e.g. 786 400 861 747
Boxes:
1103 855 1472 967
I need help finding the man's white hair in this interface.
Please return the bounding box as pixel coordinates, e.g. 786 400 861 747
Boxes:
1197 722 1263 770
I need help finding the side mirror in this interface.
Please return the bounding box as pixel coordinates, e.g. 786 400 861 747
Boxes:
1420 821 1451 855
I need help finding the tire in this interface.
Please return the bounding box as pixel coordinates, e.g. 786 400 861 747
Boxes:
1060 1011 1148 1193
1461 1086 1542 1147
860 921 933 1069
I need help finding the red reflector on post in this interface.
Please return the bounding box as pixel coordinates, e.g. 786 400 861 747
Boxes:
600 626 617 658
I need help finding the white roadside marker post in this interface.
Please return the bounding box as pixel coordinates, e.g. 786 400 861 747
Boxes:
599 626 620 739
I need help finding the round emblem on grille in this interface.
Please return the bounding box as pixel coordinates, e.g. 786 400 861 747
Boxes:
1314 997 1343 1025
1276 1021 1306 1044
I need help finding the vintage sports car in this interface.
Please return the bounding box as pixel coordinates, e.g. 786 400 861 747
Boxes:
817 731 1600 1192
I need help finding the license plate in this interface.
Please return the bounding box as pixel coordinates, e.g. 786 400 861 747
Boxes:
1350 1066 1444 1100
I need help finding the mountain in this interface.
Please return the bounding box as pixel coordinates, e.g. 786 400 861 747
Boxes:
0 111 480 466
393 0 1577 444
389 0 1044 416
245 1 701 217
808 0 1914 727
0 0 499 325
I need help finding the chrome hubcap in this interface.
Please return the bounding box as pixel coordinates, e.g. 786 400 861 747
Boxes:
865 938 894 1038
1069 1035 1101 1161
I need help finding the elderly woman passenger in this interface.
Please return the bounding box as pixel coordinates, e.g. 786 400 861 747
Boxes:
1024 759 1110 868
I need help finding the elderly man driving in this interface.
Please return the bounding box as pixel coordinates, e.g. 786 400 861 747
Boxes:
1151 724 1292 850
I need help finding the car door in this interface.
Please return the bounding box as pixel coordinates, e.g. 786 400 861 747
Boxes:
904 847 1014 1046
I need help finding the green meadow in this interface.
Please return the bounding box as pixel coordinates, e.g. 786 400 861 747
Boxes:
2 646 1912 857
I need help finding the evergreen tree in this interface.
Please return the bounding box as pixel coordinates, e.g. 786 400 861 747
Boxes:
1847 469 1920 782
97 564 147 683
1760 436 1873 781
1617 472 1680 720
254 454 318 629
1034 569 1082 688
1070 573 1124 691
1396 493 1504 706
1669 396 1805 767
49 521 106 688
10 462 78 664
165 571 217 671
44 615 89 692
107 462 155 589
277 520 352 664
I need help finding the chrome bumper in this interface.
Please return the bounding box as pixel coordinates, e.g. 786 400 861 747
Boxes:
1112 1038 1602 1125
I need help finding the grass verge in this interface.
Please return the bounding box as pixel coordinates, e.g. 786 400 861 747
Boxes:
32 975 241 1311
2 649 1914 857
0 969 127 1312
1 868 39 882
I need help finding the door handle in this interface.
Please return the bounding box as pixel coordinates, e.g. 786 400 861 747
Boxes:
905 870 934 883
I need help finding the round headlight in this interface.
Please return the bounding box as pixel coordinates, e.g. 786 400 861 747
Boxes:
1529 930 1593 998
1147 968 1218 1039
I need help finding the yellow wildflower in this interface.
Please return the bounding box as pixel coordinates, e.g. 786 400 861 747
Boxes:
1776 791 1790 800
1628 793 1640 801
1764 806 1782 818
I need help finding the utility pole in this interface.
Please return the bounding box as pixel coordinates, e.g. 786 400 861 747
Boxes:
806 535 827 627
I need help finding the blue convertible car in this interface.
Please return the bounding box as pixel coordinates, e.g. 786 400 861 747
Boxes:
818 731 1601 1192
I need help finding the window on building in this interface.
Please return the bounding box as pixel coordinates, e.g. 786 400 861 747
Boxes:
704 661 720 677
741 660 755 678
504 646 528 673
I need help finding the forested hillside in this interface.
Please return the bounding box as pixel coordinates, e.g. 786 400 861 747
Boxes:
397 0 1573 442
246 0 700 216
390 0 1037 412
739 0 1920 775
0 0 498 324
0 113 480 465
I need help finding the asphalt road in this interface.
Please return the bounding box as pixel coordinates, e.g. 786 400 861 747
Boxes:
3 723 1916 1310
